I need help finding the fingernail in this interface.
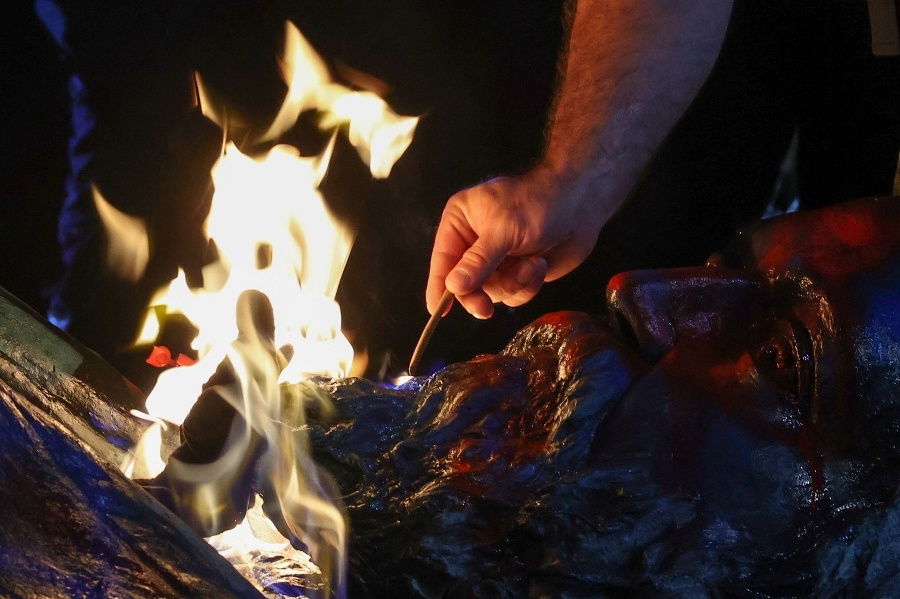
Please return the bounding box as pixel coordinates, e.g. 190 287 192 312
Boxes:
474 304 493 320
515 260 536 286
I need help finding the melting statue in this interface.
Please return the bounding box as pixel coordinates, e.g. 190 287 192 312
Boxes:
3 197 900 597
303 196 900 597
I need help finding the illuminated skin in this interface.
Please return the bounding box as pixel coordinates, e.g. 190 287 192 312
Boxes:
426 0 734 319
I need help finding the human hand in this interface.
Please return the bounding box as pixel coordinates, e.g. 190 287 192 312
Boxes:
426 171 603 319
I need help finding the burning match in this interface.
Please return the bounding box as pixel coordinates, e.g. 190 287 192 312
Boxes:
408 289 454 376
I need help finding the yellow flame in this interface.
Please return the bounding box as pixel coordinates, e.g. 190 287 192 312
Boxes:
93 184 149 283
124 20 419 599
262 22 418 175
122 417 167 480
322 91 419 178
262 23 332 141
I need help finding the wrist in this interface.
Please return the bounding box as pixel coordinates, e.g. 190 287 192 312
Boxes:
526 158 613 241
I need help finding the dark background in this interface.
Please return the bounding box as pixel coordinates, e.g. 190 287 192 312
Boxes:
0 3 69 316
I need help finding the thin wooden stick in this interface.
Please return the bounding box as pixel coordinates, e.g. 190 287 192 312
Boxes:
408 289 454 375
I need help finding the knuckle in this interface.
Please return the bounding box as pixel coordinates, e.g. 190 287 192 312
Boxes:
463 247 493 270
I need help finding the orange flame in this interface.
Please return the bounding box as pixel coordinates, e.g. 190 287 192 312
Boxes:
120 21 418 598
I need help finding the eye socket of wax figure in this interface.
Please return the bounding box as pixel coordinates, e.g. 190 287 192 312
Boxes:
604 196 900 527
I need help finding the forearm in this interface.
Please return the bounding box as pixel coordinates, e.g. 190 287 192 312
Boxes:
429 0 733 316
542 0 733 222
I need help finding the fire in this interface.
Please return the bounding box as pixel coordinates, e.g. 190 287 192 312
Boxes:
93 184 149 284
115 21 418 598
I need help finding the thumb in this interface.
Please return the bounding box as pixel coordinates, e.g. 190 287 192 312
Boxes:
445 234 511 297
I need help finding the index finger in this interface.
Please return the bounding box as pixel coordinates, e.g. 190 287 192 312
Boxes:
426 212 475 314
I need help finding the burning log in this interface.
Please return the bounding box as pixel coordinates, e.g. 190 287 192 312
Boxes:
0 286 262 597
141 290 277 537
138 288 343 598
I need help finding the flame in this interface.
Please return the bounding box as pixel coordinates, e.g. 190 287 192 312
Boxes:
93 184 149 283
121 21 418 598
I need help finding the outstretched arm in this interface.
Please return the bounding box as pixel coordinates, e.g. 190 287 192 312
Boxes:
427 0 734 318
